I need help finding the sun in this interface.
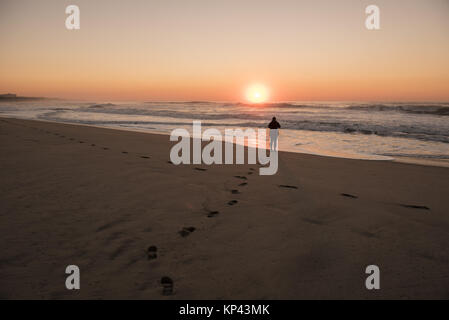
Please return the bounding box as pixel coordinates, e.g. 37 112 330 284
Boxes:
246 84 269 103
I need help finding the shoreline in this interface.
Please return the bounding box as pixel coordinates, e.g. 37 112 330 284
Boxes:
1 115 447 169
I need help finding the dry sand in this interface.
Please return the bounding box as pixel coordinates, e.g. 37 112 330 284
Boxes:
1 117 449 299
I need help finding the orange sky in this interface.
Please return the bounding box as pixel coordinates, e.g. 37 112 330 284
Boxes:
1 0 448 101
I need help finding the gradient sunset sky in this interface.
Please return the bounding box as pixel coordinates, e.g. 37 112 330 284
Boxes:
1 0 448 101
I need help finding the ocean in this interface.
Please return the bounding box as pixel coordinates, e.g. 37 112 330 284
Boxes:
1 100 448 165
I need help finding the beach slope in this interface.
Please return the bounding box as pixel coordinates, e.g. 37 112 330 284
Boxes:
1 118 449 299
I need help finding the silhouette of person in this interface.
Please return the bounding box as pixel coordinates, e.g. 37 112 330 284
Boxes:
268 117 281 151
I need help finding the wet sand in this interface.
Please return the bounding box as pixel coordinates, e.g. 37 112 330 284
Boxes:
1 117 449 299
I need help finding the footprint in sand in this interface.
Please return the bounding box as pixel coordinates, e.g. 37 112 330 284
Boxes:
234 175 247 180
103 147 109 150
248 172 254 175
194 167 207 171
231 189 240 194
399 204 430 210
122 151 128 154
341 193 358 199
79 141 84 144
178 227 196 237
207 211 219 218
352 229 379 239
91 144 96 146
140 156 150 159
302 217 325 226
279 185 298 189
238 182 248 187
147 246 157 260
228 200 238 206
161 277 174 296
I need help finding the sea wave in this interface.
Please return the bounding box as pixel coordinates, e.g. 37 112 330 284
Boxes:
346 103 449 116
88 103 117 109
278 119 449 143
38 109 449 144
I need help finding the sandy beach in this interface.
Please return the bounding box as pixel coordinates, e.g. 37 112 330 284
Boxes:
1 117 449 299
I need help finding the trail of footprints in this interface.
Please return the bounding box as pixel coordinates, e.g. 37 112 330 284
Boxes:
146 167 265 295
9 123 179 295
3 121 303 296
339 192 430 211
6 120 432 296
21 124 152 160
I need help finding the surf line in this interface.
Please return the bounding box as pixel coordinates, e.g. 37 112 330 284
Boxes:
169 121 278 175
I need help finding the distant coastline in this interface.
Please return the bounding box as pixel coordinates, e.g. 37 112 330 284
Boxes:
0 93 47 101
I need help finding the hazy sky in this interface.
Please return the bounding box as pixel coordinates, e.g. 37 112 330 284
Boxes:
1 0 448 101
